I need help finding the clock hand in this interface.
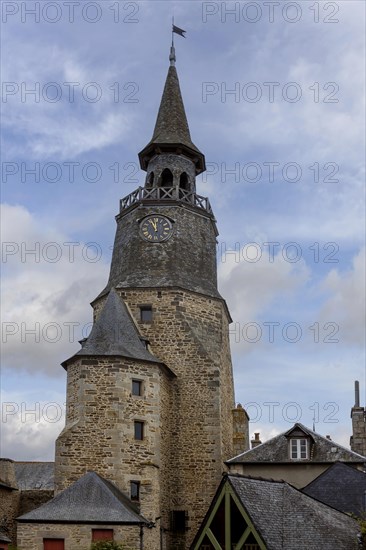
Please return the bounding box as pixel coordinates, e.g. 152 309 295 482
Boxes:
149 219 158 232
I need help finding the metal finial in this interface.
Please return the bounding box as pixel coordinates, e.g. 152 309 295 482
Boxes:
170 16 176 66
170 45 176 66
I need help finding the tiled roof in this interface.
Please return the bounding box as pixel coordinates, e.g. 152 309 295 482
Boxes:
15 461 54 490
17 471 147 524
229 475 360 550
302 462 366 516
228 423 366 464
63 289 162 367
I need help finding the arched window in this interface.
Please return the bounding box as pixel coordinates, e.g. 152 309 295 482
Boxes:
146 172 154 188
179 172 189 191
160 168 173 188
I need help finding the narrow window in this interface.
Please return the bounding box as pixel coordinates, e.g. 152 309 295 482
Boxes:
171 510 187 532
131 480 140 501
92 529 114 541
140 306 152 323
161 168 173 187
179 172 189 191
134 421 144 440
146 172 154 188
43 540 65 550
132 379 143 396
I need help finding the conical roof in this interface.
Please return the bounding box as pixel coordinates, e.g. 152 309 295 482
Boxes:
139 65 205 173
62 289 161 367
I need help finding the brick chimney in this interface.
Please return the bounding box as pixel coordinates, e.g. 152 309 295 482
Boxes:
251 432 262 448
350 380 366 456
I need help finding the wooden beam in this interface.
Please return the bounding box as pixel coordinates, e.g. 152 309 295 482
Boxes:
225 487 231 550
228 486 267 550
234 525 251 549
207 528 223 550
192 486 225 549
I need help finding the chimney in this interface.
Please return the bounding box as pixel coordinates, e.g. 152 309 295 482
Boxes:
326 435 332 440
355 380 360 407
251 432 262 448
232 403 250 455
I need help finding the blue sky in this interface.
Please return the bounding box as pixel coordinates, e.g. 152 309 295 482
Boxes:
1 0 365 460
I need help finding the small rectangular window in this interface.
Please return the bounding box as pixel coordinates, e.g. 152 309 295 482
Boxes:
140 306 152 323
171 510 187 532
132 379 143 396
92 529 114 541
134 421 144 440
131 480 140 501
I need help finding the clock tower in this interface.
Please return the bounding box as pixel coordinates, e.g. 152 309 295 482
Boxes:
55 46 237 550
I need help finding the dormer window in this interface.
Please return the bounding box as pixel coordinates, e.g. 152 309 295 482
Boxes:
290 438 308 459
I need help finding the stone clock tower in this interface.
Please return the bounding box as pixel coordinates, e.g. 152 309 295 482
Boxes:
54 47 237 550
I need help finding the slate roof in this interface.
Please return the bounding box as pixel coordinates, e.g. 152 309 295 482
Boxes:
302 462 366 516
62 289 162 368
192 474 361 550
229 475 360 550
14 461 54 490
0 530 11 543
139 65 205 173
17 471 147 524
0 480 17 491
228 422 366 464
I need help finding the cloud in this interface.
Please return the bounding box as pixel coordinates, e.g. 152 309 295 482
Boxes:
0 390 64 461
218 244 310 320
319 247 366 346
1 204 109 376
1 42 134 159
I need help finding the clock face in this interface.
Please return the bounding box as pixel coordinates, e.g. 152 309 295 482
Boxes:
140 215 173 243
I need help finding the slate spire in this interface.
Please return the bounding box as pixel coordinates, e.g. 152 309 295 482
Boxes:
62 288 161 367
138 57 205 174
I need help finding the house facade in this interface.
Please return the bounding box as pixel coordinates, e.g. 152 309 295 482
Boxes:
227 423 366 489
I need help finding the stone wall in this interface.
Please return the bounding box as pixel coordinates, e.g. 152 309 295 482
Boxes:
55 358 171 550
0 487 19 545
17 523 141 550
116 287 235 549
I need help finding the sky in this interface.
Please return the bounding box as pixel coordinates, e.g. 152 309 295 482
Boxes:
1 0 365 461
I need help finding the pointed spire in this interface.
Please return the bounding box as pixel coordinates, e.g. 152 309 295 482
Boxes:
139 61 205 174
62 289 161 367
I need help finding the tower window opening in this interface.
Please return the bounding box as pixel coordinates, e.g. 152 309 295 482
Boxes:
132 379 143 396
160 168 173 187
140 305 152 323
171 510 187 532
179 172 189 191
134 421 144 440
130 480 140 501
147 172 154 188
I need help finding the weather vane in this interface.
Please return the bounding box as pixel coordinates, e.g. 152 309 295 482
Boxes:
170 17 186 66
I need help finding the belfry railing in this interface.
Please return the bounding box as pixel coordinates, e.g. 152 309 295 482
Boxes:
120 186 213 215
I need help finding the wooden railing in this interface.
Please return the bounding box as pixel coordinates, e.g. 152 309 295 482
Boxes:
120 186 213 215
